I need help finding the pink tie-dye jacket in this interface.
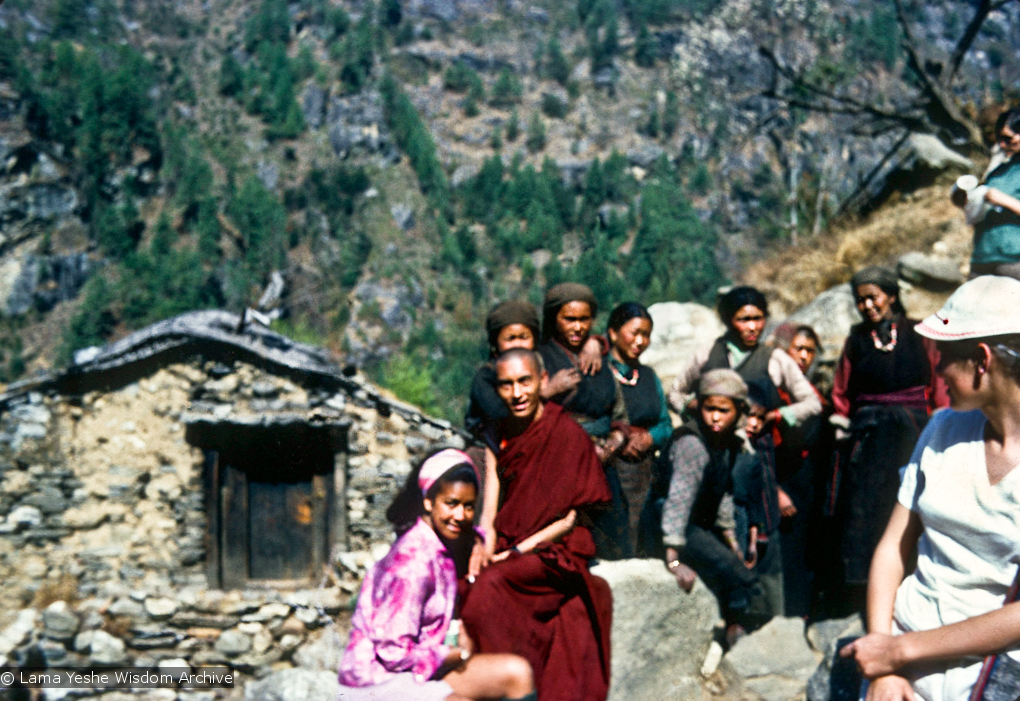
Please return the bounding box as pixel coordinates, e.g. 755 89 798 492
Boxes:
338 518 456 686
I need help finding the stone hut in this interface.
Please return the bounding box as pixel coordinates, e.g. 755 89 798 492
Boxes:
0 310 467 691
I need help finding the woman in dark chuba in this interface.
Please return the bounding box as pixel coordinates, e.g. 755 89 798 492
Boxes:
603 302 672 558
825 266 947 611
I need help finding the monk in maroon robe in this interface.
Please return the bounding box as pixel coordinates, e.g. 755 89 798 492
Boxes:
461 349 613 701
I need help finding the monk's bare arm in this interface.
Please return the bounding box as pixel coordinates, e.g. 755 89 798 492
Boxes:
492 510 577 561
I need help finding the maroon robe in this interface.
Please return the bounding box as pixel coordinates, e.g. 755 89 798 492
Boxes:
461 402 613 701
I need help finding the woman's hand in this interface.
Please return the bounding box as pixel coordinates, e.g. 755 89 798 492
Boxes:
620 428 654 460
865 675 915 701
467 538 490 579
458 624 475 655
543 368 582 397
840 633 907 678
777 488 798 518
744 525 758 569
578 336 604 375
668 561 698 592
595 430 626 463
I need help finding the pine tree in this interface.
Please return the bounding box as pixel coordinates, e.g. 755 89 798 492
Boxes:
526 112 546 152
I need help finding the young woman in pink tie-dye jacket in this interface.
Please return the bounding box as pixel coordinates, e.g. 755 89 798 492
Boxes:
337 449 535 701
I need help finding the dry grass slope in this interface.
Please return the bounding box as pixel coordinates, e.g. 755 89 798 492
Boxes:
742 183 973 316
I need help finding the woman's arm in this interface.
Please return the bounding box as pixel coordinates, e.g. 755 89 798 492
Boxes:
846 601 1020 679
668 344 711 414
660 436 711 549
372 559 453 679
984 186 1020 218
867 503 923 635
838 503 923 681
491 509 577 561
468 448 501 577
768 350 823 425
647 373 675 449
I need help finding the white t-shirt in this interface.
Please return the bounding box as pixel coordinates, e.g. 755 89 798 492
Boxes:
892 409 1020 701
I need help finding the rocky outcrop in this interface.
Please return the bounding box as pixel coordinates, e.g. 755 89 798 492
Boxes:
1 252 92 317
325 90 392 159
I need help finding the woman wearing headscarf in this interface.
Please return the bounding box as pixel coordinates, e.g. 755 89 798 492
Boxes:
539 283 627 458
668 286 821 433
604 301 672 557
825 266 948 611
338 449 536 701
839 276 1020 701
539 283 628 559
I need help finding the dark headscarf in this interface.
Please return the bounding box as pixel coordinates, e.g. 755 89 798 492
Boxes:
717 286 769 330
542 283 598 342
607 301 652 333
850 266 907 316
486 300 540 352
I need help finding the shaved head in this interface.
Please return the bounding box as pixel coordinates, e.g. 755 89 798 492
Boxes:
494 348 546 425
495 348 544 377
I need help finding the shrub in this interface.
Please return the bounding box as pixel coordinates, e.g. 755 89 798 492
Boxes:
545 38 571 86
541 92 568 119
526 112 546 152
505 108 520 141
490 68 523 108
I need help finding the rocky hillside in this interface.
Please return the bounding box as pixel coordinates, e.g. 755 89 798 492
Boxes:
0 0 1016 420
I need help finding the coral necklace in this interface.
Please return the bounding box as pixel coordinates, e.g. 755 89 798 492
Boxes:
870 323 898 352
610 363 640 386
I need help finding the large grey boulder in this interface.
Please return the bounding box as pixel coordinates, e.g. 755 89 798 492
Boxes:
591 559 720 701
724 616 822 701
642 302 725 394
244 668 339 701
897 252 964 291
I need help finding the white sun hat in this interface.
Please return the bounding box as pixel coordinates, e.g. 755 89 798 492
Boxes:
916 275 1020 341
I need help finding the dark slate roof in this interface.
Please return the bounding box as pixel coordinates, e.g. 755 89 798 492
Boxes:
0 310 459 433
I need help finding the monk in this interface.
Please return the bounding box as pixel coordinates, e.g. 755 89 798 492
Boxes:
461 348 613 701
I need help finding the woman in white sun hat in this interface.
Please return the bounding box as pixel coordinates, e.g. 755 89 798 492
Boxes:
839 275 1020 701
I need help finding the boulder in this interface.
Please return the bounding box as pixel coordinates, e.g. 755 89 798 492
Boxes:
590 559 720 701
724 616 821 700
897 252 964 291
641 302 725 393
905 133 973 172
806 614 865 701
244 668 339 701
390 204 415 231
451 163 480 188
302 85 328 130
7 504 43 528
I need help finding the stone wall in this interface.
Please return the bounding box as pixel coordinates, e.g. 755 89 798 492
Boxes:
0 356 464 695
